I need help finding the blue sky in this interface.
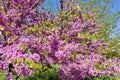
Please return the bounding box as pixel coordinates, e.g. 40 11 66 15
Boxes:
43 0 60 14
43 0 120 30
111 0 120 30
111 0 120 13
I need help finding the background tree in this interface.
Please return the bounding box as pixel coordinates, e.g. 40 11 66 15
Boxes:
76 0 120 58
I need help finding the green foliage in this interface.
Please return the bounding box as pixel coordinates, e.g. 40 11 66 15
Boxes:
94 62 104 70
5 31 10 37
91 35 97 42
51 64 60 71
8 36 19 44
0 70 5 80
70 53 77 61
85 74 120 80
43 50 49 57
17 71 120 80
23 24 42 34
25 58 42 69
94 62 111 70
16 64 61 80
21 69 60 80
19 45 28 50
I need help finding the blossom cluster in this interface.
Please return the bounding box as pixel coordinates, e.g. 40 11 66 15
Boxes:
0 0 120 80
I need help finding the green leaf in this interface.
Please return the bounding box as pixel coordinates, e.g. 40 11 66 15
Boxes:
5 31 10 37
91 35 97 42
35 63 42 69
24 58 42 69
29 62 35 68
43 50 48 57
103 62 111 69
51 64 60 70
19 45 28 50
44 21 52 30
78 33 84 37
25 58 33 64
84 38 88 43
65 34 69 42
63 21 69 26
25 58 35 68
70 53 77 61
0 70 5 80
16 58 22 65
8 36 19 43
78 33 89 38
94 62 103 70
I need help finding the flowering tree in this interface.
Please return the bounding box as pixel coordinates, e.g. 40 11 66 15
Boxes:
0 0 120 80
76 0 120 58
